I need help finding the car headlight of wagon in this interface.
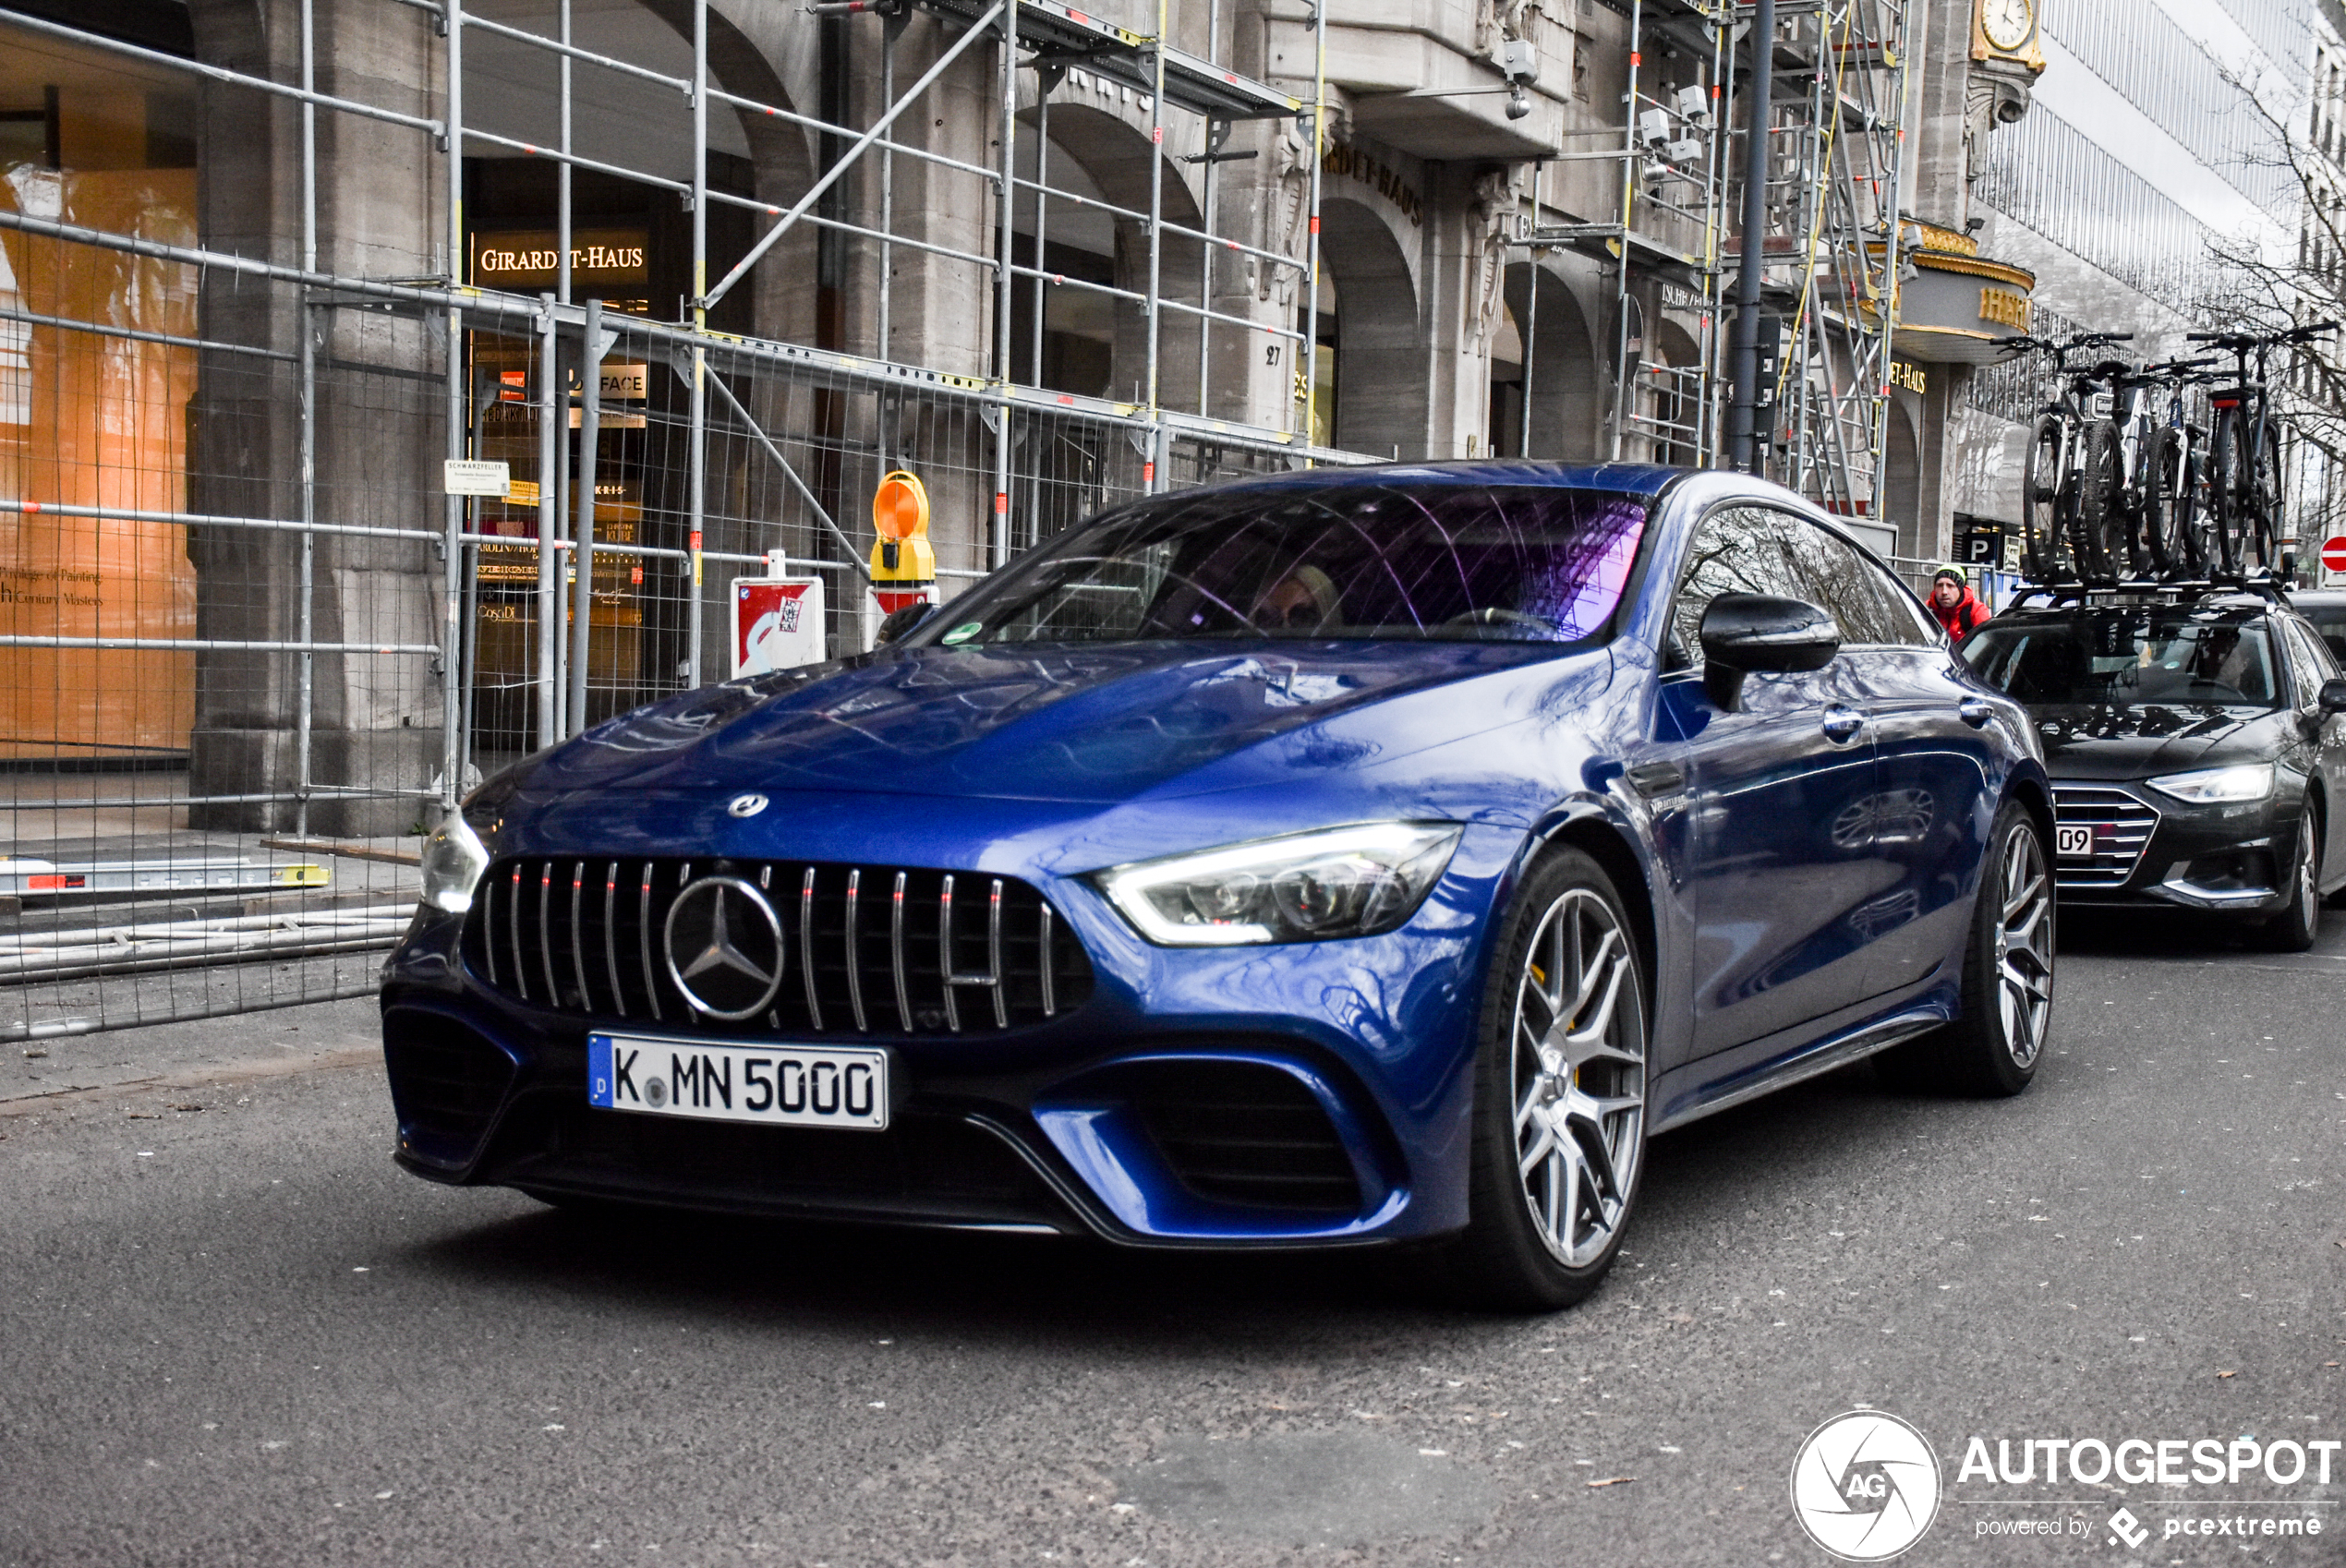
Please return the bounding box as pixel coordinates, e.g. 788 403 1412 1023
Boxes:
2145 763 2274 806
417 810 492 913
1094 822 1464 946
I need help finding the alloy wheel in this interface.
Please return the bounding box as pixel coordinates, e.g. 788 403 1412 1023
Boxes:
2292 827 2317 932
1993 823 2055 1069
1509 888 1646 1269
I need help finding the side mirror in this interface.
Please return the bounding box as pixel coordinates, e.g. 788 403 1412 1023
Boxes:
1699 592 1841 711
874 601 936 646
2319 677 2346 716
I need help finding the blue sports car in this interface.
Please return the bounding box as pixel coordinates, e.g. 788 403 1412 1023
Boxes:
383 463 2056 1309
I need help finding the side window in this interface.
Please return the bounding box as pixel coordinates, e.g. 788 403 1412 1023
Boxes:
1767 513 1904 645
1859 559 1939 645
1666 507 1797 669
2284 620 2334 706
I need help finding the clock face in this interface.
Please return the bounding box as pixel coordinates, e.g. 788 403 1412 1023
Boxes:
1981 0 2034 51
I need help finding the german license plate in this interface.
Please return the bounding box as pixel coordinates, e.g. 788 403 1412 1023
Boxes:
587 1032 889 1130
2055 825 2096 860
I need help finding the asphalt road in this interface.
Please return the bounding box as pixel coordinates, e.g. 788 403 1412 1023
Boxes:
3 907 2343 1568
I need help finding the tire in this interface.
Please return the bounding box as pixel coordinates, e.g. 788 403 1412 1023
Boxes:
2074 420 2125 582
2022 415 2067 580
2180 439 2219 578
2259 802 2321 953
1447 849 1650 1311
2145 427 2188 576
2246 425 2284 574
1873 802 2054 1097
2212 406 2251 576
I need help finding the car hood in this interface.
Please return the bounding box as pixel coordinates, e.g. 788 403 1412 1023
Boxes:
2027 704 2279 780
513 639 1587 805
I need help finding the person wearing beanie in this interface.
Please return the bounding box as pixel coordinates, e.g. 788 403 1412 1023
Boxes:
1929 564 1987 643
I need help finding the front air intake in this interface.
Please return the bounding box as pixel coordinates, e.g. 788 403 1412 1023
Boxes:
1128 1059 1363 1215
382 1007 517 1163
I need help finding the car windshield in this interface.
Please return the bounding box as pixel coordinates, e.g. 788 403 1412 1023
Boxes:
911 480 1649 647
1963 609 2280 708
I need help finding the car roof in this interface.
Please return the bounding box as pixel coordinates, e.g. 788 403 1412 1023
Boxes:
1172 459 1688 501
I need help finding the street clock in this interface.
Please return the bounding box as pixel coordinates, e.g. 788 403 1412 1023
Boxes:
1980 0 2034 52
1972 0 2044 70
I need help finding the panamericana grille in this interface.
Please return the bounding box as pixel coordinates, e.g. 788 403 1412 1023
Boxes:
462 857 1093 1035
2052 786 2160 889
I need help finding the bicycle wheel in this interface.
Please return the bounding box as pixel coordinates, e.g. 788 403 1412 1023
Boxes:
2245 423 2284 574
2211 406 2251 576
2074 419 2124 582
2145 426 2189 576
2022 414 2067 580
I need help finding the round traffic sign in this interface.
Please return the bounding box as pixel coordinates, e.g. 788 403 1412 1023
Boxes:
2323 535 2346 573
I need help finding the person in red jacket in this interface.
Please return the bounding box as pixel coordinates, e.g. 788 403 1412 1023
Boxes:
1928 564 1988 643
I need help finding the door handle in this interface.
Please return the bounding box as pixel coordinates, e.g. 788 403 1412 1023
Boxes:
1820 706 1864 744
1957 697 1994 728
1625 761 1685 798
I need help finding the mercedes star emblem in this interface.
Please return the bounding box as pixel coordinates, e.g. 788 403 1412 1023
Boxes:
662 875 786 1019
728 793 769 818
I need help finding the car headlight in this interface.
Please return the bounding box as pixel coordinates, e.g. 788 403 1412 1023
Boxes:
417 810 491 913
1094 822 1464 946
2145 763 2274 806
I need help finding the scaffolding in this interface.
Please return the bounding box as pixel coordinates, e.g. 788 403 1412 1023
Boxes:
0 0 1365 1034
1523 0 1912 513
0 0 1917 1036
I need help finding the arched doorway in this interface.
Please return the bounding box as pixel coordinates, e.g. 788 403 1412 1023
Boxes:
1319 196 1422 460
1884 401 1923 558
1010 101 1205 410
1497 261 1601 462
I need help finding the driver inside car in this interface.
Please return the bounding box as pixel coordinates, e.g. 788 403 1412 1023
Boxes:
1252 561 1342 632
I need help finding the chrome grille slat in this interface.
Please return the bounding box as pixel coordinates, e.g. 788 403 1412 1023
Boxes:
987 879 1007 1030
507 865 526 1002
890 870 913 1032
638 863 661 1021
569 861 588 1013
1038 902 1057 1019
603 862 625 1019
536 865 558 1004
479 867 500 992
461 855 1089 1035
799 867 823 1031
845 868 867 1031
938 874 961 1034
2052 785 2161 889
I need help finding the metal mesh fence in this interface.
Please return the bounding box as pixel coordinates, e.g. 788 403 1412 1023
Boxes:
0 0 1346 1038
2 254 447 1037
0 258 1330 1038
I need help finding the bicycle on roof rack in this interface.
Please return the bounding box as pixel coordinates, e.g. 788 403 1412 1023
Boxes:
2004 331 2135 584
2184 319 2338 579
2137 354 2222 578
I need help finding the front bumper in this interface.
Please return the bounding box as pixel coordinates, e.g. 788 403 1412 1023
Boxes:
2051 781 2298 914
377 825 1525 1248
